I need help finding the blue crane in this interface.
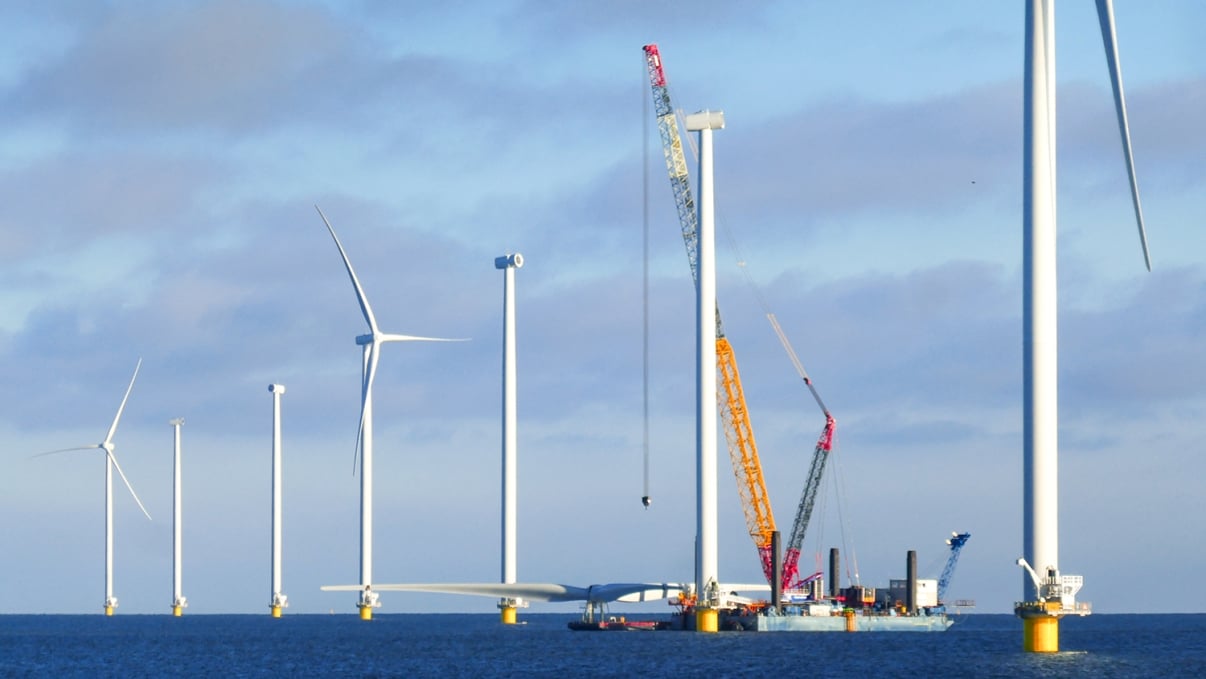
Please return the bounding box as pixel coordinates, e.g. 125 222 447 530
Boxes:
937 532 972 603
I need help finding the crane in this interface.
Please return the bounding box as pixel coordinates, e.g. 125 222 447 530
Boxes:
768 314 837 590
938 532 971 603
644 43 778 582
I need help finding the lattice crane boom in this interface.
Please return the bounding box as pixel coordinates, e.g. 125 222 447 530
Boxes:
645 43 776 583
768 313 837 590
717 337 777 577
938 532 972 602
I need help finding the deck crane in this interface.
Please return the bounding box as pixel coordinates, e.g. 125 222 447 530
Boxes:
643 43 778 583
938 532 971 603
767 314 837 590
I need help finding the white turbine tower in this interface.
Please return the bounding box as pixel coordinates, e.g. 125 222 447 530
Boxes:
495 253 524 624
1015 0 1152 653
170 418 186 617
316 206 462 620
269 384 287 618
685 109 724 634
36 358 152 616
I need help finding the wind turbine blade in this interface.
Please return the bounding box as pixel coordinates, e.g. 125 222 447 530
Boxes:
1096 0 1152 271
592 583 684 603
106 449 152 521
353 343 381 476
31 445 102 459
104 358 142 446
378 334 470 343
319 582 592 603
316 205 382 334
319 581 688 604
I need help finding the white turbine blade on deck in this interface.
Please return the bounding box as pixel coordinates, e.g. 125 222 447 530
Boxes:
1096 0 1152 271
316 205 381 334
597 583 684 603
322 582 589 602
716 582 772 592
106 448 152 521
320 581 685 604
104 358 142 446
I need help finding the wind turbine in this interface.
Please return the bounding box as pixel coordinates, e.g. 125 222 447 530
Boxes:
495 252 523 624
686 108 725 634
1015 0 1152 653
36 358 152 616
316 205 462 620
170 417 186 616
269 384 287 618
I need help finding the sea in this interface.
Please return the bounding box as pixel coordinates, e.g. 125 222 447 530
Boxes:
1 613 1202 678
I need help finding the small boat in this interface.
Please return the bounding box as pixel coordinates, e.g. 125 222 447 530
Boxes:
567 601 670 631
568 617 669 631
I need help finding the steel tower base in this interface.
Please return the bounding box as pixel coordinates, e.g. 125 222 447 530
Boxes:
1022 614 1060 652
696 608 718 633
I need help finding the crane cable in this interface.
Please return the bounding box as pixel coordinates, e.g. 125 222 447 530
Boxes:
641 66 652 510
831 448 860 586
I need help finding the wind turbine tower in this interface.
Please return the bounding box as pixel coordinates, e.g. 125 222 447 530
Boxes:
1015 0 1151 653
269 384 288 618
495 253 525 624
317 206 461 620
170 418 187 617
685 109 724 634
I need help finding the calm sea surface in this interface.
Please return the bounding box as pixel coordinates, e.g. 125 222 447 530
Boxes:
2 613 1203 677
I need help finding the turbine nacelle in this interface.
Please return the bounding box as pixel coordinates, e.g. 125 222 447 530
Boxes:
495 253 524 269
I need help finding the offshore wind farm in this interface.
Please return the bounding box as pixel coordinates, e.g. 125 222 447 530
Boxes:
3 1 1205 654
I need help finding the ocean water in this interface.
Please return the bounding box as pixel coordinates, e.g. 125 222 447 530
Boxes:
1 613 1203 678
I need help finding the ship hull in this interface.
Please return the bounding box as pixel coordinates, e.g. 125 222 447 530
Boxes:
670 610 953 632
568 620 670 631
754 613 952 632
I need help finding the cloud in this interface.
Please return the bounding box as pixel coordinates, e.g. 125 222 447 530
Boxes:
7 1 345 136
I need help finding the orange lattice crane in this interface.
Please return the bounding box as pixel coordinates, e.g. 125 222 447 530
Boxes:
644 44 778 582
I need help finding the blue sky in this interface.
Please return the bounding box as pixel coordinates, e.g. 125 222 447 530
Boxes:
2 1 1203 616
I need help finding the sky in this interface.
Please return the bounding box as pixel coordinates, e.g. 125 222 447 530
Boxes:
1 1 1203 617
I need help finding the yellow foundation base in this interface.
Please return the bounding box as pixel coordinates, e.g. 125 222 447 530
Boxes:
271 605 282 618
359 605 373 621
695 608 718 633
1023 616 1060 653
173 605 183 617
844 609 857 632
500 606 517 624
104 606 114 617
